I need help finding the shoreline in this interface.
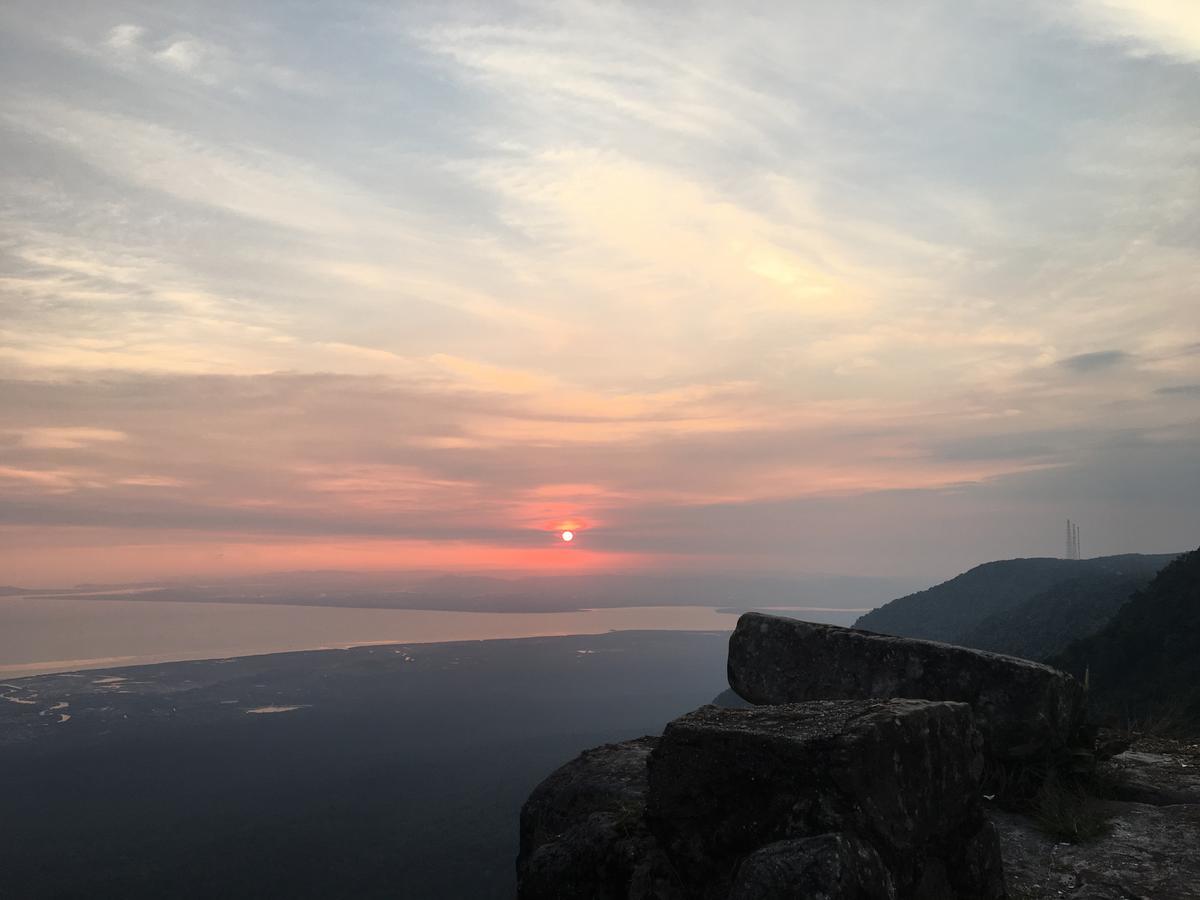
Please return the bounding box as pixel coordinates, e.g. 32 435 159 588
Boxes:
0 626 733 683
0 600 864 680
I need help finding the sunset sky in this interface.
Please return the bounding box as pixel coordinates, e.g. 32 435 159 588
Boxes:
1 1 1197 587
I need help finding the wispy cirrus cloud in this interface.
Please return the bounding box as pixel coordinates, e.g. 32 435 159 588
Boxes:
11 427 127 449
93 21 318 94
0 0 1196 585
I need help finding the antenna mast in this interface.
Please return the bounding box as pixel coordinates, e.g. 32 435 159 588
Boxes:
1065 519 1081 560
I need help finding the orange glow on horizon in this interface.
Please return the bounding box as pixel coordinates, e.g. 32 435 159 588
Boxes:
0 526 647 588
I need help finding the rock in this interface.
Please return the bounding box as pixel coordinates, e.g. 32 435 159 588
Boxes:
729 834 896 899
517 737 681 900
711 688 753 709
1093 728 1133 761
990 802 1200 899
1102 750 1200 806
991 737 1200 898
645 700 1005 899
728 612 1083 762
517 700 1005 898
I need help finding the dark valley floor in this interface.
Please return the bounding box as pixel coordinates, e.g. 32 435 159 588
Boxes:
0 630 729 900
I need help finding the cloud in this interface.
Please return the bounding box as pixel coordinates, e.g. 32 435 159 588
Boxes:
1066 1 1200 62
0 368 1151 549
2 101 393 236
0 466 82 492
1058 350 1131 373
13 427 128 449
0 1 1197 583
117 475 187 487
1156 384 1200 396
105 24 146 52
98 22 314 92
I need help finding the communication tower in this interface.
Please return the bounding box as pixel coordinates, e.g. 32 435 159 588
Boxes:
1065 519 1081 560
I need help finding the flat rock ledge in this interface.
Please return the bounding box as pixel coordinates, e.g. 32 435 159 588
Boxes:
1103 749 1200 806
991 801 1200 900
728 612 1084 762
993 740 1200 899
518 699 1006 899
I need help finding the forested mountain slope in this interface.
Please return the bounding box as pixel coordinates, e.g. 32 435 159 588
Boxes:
1052 547 1200 729
854 554 1176 648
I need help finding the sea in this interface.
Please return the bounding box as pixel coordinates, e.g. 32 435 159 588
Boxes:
0 594 864 678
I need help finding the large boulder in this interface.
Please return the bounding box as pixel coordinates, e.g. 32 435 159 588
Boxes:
517 737 681 900
646 699 1005 899
517 700 1005 898
729 834 895 899
728 612 1083 762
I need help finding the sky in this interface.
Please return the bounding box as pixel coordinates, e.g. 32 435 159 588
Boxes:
1 0 1197 588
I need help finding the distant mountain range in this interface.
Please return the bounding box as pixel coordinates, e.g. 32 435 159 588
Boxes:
854 553 1179 658
1052 547 1200 730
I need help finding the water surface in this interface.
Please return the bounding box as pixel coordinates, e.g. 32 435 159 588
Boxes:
0 596 861 677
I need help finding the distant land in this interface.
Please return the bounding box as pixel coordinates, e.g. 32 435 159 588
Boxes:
0 631 729 900
4 548 1199 898
1 570 924 615
0 600 861 680
854 553 1179 656
957 569 1156 662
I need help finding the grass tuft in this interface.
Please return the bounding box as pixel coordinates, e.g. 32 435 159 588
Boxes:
1032 771 1111 844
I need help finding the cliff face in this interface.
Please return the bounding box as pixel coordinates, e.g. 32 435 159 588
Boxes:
516 615 1060 899
517 610 1200 898
519 700 1005 900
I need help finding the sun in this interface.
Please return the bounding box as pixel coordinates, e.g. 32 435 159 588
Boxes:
560 530 574 542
